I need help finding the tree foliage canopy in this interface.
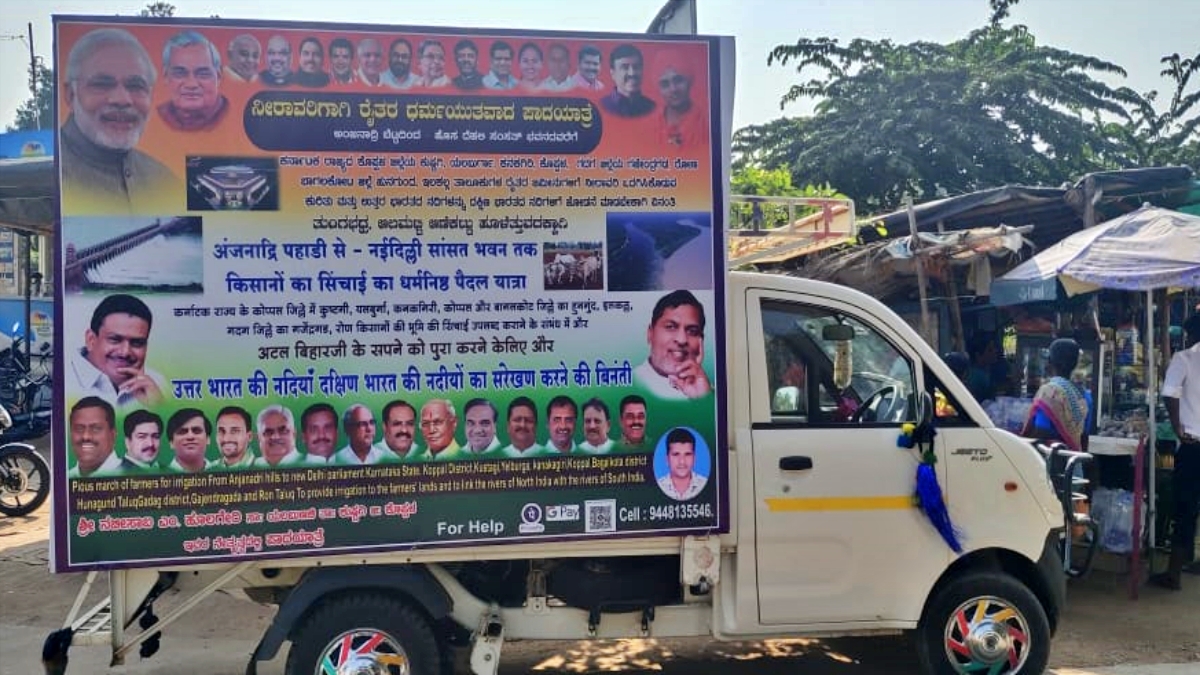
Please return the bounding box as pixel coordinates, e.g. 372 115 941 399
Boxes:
6 62 53 132
734 1 1200 212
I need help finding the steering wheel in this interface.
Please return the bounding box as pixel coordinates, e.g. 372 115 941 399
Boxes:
851 385 897 423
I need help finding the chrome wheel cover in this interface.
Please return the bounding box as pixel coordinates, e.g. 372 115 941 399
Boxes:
315 628 409 675
942 594 1031 674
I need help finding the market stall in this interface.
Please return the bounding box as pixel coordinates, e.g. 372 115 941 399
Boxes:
991 205 1200 586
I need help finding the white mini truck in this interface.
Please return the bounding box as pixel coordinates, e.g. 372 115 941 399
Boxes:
58 272 1068 675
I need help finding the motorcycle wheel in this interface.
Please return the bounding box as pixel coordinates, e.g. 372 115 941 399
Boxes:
0 443 50 516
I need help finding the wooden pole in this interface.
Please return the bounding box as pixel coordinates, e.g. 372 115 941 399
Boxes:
906 196 933 347
937 220 966 352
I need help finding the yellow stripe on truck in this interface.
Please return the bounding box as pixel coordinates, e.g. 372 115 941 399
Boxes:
765 496 914 512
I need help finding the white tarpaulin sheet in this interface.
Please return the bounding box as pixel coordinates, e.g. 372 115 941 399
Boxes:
991 206 1200 305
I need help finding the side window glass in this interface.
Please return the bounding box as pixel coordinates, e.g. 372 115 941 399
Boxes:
928 368 968 424
760 300 916 425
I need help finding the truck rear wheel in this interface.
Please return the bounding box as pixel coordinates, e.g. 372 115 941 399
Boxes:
916 572 1050 675
285 593 441 675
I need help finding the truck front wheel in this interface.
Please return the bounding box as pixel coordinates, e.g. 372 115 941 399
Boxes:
285 593 441 675
916 572 1050 675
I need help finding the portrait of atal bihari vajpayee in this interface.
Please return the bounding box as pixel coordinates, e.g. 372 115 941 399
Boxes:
157 30 231 132
59 28 182 213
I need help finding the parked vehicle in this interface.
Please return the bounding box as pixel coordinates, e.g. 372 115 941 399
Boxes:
0 403 50 517
0 322 51 444
50 13 1071 675
53 272 1071 675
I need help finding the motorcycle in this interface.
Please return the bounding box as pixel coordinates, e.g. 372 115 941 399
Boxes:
0 320 52 443
0 402 50 516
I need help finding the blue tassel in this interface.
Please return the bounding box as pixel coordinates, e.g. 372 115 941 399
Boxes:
915 462 963 554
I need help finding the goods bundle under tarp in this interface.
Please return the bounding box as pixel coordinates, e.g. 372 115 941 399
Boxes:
795 225 1033 300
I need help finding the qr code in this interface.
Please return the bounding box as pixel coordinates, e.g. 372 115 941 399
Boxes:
584 499 617 533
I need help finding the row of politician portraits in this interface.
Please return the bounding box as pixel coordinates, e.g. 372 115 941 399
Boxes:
67 392 653 478
59 26 709 214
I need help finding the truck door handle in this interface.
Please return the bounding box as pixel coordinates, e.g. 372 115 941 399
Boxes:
779 456 814 471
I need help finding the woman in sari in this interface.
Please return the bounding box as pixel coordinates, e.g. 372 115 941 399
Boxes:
1021 338 1093 452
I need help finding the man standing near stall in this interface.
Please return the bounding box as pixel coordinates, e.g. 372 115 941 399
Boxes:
1154 313 1200 590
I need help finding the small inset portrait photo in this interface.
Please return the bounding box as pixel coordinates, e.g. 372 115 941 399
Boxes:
606 212 713 292
542 241 604 291
652 426 710 501
63 216 204 294
186 155 279 211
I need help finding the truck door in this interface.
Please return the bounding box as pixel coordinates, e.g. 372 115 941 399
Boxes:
747 291 951 626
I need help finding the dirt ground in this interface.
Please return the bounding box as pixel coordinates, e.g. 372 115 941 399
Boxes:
2 496 1198 674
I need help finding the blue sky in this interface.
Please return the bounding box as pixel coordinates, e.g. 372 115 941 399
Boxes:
2 0 1196 131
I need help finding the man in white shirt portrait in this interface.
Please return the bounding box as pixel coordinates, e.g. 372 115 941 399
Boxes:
335 403 386 465
539 43 574 92
656 427 707 501
68 396 126 478
464 398 502 455
502 396 542 457
381 399 425 462
618 394 648 450
545 395 578 454
300 402 337 464
166 408 210 473
69 294 165 409
423 399 463 460
578 397 615 454
255 404 304 468
121 409 162 472
633 290 712 400
208 405 256 471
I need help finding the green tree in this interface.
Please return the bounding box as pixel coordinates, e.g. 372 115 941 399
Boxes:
6 62 53 132
737 4 1142 212
140 1 176 17
1105 51 1200 169
729 165 846 229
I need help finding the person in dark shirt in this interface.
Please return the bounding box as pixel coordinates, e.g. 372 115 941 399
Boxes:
295 36 330 87
259 35 294 87
600 43 655 118
451 39 483 90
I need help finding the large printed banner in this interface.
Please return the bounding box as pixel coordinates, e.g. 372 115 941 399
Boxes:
52 16 728 570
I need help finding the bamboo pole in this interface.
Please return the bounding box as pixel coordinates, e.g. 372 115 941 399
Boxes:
905 196 933 347
937 220 966 352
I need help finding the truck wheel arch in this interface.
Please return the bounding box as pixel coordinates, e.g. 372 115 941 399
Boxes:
250 564 452 666
920 541 1063 636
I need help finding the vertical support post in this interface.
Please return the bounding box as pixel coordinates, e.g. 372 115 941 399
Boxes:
906 196 933 347
938 220 966 352
22 233 31 364
1145 290 1157 551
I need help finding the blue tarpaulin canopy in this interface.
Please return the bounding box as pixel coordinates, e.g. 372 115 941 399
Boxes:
990 205 1200 306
